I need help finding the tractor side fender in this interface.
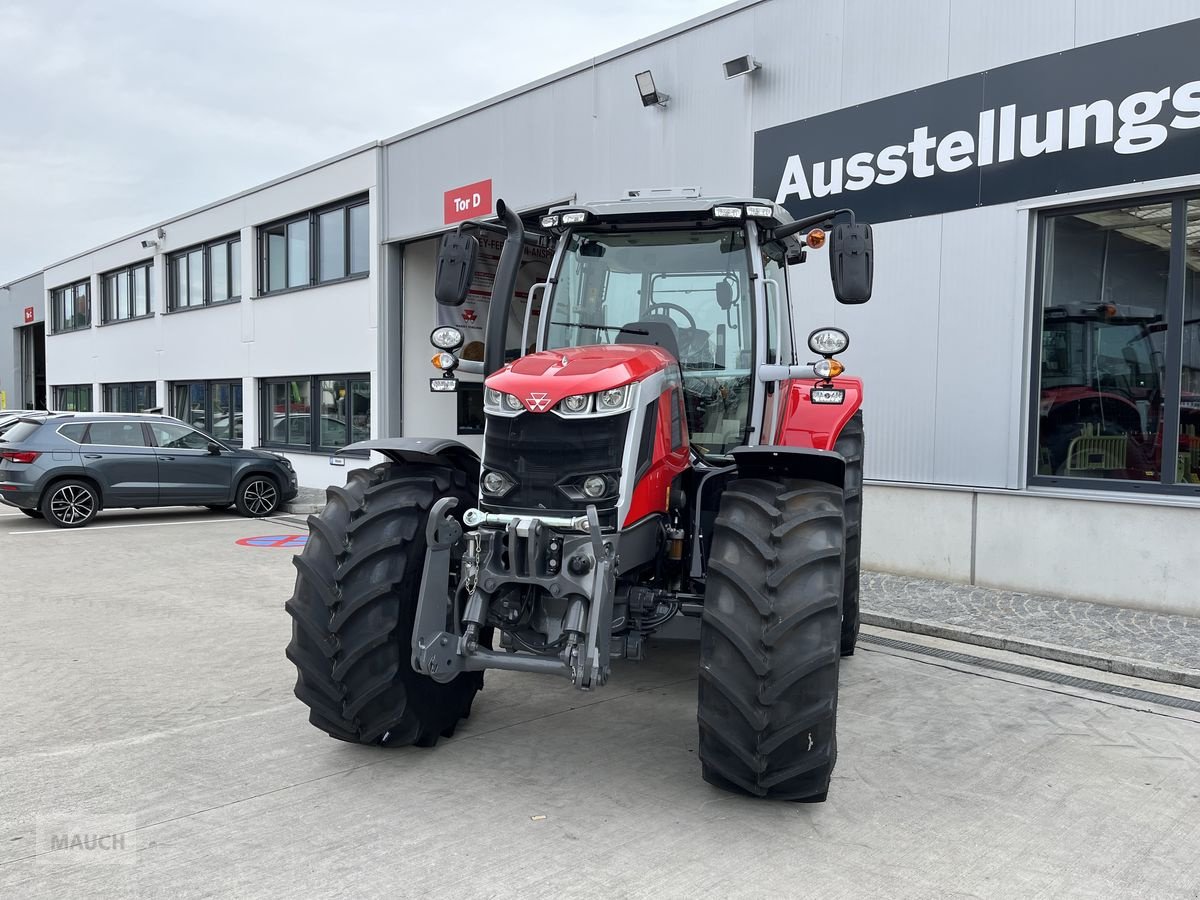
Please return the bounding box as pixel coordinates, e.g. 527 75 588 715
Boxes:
731 445 845 490
774 376 863 451
339 437 480 482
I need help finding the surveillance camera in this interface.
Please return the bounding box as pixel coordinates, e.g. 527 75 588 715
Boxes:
141 239 158 249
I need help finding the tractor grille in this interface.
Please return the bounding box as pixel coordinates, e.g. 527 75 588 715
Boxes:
482 411 629 515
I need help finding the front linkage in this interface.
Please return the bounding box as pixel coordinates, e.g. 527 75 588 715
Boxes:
413 498 617 690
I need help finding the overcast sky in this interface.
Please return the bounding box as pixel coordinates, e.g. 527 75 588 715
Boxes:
0 0 729 285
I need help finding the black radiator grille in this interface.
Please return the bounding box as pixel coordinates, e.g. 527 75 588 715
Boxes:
482 411 629 514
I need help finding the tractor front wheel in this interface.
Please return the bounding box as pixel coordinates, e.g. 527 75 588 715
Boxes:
286 462 480 747
698 477 844 801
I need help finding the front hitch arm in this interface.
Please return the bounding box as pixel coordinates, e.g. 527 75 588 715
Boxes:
413 497 463 682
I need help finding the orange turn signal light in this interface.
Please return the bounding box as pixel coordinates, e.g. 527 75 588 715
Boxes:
826 358 845 378
805 228 826 249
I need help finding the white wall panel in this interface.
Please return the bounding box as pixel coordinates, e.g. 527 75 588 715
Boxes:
1073 2 1199 47
837 0 951 107
946 0 1075 78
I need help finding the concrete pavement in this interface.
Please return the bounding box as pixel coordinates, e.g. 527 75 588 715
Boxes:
2 504 1199 898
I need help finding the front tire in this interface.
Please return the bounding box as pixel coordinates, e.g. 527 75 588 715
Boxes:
698 478 845 801
834 412 864 656
41 480 99 528
236 475 280 518
286 462 480 746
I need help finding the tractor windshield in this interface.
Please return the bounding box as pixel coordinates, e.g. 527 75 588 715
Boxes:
544 227 756 455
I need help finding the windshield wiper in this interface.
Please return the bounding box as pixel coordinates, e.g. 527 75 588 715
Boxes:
550 321 648 336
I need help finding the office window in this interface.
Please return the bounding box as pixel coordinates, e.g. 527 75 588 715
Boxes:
102 262 152 323
260 374 370 452
50 280 91 333
54 384 93 411
1032 193 1200 494
103 381 156 413
168 235 241 311
170 379 243 443
259 195 368 295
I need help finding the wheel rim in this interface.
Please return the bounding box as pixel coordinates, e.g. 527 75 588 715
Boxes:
50 485 94 524
244 480 278 516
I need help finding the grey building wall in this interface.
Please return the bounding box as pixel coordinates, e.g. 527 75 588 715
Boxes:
1 272 44 411
379 0 1200 492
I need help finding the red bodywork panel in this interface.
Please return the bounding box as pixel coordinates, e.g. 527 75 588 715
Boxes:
624 385 690 527
486 345 675 413
773 377 864 450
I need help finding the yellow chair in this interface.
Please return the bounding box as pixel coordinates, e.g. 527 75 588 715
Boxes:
1064 434 1126 475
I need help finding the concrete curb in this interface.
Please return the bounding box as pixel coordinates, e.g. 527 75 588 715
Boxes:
862 611 1200 690
283 503 323 516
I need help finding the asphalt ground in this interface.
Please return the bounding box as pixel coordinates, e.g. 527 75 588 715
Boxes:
1 503 1198 899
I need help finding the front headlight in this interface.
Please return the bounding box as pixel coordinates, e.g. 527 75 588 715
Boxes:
484 387 523 415
596 385 630 411
430 325 465 351
808 327 850 356
558 393 591 415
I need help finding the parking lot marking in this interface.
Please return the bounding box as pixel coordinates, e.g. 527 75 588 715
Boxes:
8 516 242 535
236 534 308 548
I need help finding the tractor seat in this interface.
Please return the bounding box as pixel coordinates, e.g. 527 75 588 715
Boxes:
616 320 681 363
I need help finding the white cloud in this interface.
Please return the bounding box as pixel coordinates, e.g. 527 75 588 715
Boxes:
0 0 729 283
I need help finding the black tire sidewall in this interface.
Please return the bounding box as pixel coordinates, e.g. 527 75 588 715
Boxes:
40 479 99 528
236 474 280 518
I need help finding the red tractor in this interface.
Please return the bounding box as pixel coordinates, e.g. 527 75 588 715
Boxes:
286 191 873 801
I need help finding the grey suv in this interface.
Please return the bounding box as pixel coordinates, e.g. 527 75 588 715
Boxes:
0 413 298 528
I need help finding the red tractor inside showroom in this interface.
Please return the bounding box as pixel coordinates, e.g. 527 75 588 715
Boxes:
286 190 872 801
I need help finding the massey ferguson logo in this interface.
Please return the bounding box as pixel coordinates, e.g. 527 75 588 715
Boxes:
461 309 478 323
526 393 551 412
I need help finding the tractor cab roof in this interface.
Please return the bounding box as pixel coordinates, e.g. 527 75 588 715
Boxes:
548 189 794 231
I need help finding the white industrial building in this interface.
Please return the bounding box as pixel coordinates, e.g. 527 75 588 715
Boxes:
5 0 1199 615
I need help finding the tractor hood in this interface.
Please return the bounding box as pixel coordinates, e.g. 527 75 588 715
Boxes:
486 344 674 413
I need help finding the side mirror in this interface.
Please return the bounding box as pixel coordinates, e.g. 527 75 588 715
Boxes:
207 442 222 455
829 223 873 304
434 232 479 306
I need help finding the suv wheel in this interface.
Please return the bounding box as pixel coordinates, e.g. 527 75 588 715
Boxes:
42 480 99 528
236 476 280 518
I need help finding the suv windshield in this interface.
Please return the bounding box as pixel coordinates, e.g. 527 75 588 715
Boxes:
544 227 755 455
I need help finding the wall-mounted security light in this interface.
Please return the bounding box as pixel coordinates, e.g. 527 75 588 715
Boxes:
635 70 669 107
140 227 166 250
723 55 760 79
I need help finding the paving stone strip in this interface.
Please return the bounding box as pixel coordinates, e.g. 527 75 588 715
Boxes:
861 571 1200 688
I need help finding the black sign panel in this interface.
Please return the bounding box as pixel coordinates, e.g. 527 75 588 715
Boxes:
753 19 1200 224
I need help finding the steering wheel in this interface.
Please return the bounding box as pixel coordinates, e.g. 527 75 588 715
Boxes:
645 301 697 330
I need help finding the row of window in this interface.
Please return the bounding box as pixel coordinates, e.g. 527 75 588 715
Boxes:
51 374 370 453
47 195 368 333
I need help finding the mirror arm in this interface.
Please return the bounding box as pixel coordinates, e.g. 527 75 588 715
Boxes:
764 207 856 243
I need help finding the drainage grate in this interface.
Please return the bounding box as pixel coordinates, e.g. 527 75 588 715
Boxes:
859 632 1200 714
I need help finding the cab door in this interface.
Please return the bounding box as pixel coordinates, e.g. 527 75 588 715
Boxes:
148 421 233 504
80 420 159 506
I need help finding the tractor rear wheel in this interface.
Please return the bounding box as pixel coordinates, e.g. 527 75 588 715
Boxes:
286 462 481 747
835 412 864 656
698 478 845 801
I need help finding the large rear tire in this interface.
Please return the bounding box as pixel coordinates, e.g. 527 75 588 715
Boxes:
698 478 844 801
286 462 480 747
835 412 864 656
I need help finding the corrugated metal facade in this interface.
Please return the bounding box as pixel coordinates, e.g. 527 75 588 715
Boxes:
380 0 1200 491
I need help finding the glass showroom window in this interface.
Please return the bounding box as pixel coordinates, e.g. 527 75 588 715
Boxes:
168 235 241 311
171 379 243 443
54 384 92 411
103 381 156 413
259 196 368 295
50 280 91 333
260 374 370 452
101 262 152 323
1032 193 1200 494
